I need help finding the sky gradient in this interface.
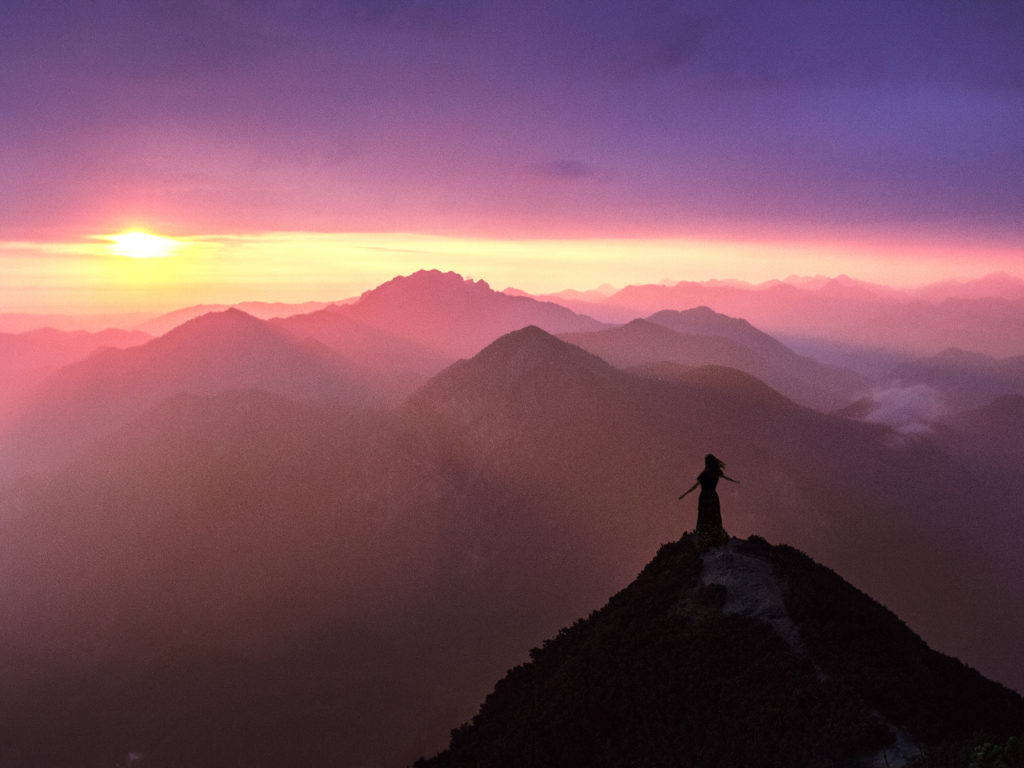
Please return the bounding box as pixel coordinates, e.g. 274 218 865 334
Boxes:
3 1 1023 312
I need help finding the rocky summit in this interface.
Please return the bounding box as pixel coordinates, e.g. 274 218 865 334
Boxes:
416 535 1024 768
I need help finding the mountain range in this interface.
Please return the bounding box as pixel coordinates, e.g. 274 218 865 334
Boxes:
332 269 608 358
529 273 1024 359
0 326 150 436
558 308 863 411
1 269 1022 765
1 309 372 477
0 271 609 478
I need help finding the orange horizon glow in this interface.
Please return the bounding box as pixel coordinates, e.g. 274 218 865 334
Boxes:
1 230 1022 315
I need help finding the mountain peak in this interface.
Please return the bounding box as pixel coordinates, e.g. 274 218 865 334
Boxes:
439 325 613 381
143 308 293 359
358 270 492 304
648 305 760 334
159 306 264 339
409 326 621 423
340 270 605 359
647 306 793 359
418 535 1024 768
474 323 585 359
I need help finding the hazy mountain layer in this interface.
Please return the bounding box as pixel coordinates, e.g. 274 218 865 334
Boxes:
0 270 611 478
138 300 338 337
271 306 452 398
523 275 1024 358
0 326 150 436
559 308 863 411
1 273 1022 766
1 309 373 478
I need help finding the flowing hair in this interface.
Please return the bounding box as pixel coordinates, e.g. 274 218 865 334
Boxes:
704 454 726 473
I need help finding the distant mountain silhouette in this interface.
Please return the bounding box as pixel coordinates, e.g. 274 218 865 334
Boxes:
601 278 866 331
417 535 1024 768
137 300 338 336
272 306 451 399
3 309 373 475
912 272 1024 302
501 285 639 324
650 305 798 351
559 308 863 410
0 326 151 375
0 311 155 333
591 278 1024 358
335 269 607 358
0 326 150 437
560 317 761 368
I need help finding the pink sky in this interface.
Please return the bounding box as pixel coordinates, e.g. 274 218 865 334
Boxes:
2 2 1022 313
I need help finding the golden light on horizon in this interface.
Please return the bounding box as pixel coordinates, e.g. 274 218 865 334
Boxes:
90 231 207 312
108 231 182 259
2 229 1022 315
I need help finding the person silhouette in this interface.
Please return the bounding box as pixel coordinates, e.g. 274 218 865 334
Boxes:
678 454 739 546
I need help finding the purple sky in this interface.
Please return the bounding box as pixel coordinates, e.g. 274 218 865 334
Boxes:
2 0 1024 314
3 0 1022 243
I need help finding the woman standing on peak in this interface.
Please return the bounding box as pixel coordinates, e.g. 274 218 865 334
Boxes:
678 454 739 545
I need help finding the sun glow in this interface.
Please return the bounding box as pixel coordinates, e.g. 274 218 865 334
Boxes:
109 231 181 259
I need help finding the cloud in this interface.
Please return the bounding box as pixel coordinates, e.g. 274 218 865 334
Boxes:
863 384 949 435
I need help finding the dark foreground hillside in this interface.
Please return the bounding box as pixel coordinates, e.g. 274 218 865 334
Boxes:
416 536 1024 768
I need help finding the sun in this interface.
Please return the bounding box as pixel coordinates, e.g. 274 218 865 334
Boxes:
109 231 181 259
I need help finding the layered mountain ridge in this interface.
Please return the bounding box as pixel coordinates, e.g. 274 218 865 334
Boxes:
1 270 1023 766
1 308 373 477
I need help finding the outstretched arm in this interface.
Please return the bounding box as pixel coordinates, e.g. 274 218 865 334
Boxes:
678 481 699 500
722 474 740 484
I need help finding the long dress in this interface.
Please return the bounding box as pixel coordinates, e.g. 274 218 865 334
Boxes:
695 469 727 544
